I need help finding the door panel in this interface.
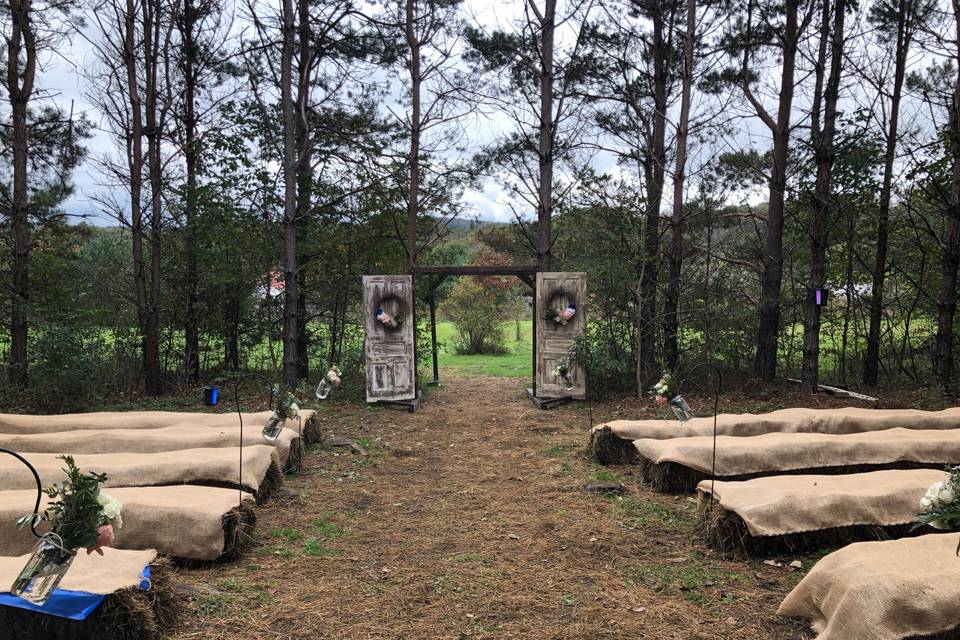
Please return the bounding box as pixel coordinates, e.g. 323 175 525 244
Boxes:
536 272 587 399
364 275 416 402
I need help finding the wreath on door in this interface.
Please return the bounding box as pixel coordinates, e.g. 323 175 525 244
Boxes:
543 289 578 329
373 293 405 332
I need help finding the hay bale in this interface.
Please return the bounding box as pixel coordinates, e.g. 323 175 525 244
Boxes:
588 426 636 465
0 486 257 562
0 411 274 434
0 446 282 500
299 410 321 446
0 551 178 640
599 407 960 441
779 533 960 640
696 494 918 557
695 469 950 556
0 425 301 470
634 428 960 493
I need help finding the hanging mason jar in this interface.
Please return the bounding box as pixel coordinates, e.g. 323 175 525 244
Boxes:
316 377 333 401
669 395 693 422
261 412 285 442
11 534 76 606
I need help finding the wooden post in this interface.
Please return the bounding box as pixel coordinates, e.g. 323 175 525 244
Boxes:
531 277 537 397
429 293 439 385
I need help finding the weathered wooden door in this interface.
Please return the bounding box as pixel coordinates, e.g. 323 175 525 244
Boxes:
536 272 587 399
363 275 416 403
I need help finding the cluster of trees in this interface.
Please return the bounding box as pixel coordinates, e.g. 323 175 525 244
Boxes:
3 0 960 405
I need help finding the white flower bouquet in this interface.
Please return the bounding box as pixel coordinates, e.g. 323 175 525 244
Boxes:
917 466 960 532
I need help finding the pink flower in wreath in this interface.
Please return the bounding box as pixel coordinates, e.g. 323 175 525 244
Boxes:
379 313 393 325
561 308 575 321
86 524 116 556
331 376 341 386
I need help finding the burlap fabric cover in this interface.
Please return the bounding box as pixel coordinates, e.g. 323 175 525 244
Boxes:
0 446 279 495
779 533 960 640
697 469 947 537
634 428 960 476
600 407 960 441
0 424 300 469
0 411 273 434
0 547 156 596
0 486 254 560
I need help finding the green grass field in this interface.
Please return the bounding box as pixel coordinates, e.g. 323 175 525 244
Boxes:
430 320 532 377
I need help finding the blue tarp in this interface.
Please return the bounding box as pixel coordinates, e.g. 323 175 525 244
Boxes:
0 564 151 621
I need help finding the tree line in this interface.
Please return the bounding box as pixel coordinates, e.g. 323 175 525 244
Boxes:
2 0 960 405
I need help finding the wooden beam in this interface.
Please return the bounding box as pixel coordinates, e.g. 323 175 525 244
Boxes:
414 265 538 277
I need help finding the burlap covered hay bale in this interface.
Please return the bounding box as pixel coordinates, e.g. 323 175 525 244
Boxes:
696 469 948 556
779 533 960 640
0 446 282 502
0 548 177 640
0 410 274 434
634 428 960 493
0 486 257 561
596 407 960 442
0 424 302 472
588 425 637 465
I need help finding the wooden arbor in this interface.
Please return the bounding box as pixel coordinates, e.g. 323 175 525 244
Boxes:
362 267 586 410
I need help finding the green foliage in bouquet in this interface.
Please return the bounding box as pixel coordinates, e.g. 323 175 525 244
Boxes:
18 456 109 550
271 385 301 420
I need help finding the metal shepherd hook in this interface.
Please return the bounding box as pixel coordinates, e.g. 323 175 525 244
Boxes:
0 448 44 539
233 373 277 508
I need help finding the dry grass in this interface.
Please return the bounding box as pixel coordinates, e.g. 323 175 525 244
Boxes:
162 377 817 640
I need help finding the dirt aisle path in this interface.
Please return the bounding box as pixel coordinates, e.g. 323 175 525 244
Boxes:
168 376 807 640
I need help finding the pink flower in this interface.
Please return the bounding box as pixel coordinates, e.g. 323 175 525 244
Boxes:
654 395 667 406
332 376 341 386
379 313 393 325
561 309 574 321
86 524 116 556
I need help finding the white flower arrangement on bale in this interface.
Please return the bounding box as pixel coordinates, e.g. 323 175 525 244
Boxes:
917 466 960 532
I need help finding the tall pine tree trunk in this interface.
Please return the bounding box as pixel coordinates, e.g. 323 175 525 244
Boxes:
537 0 556 271
747 0 802 382
801 0 846 393
865 0 911 386
637 8 669 388
143 0 164 395
281 0 299 387
663 0 695 372
294 0 312 380
5 0 35 388
935 2 960 390
181 0 200 382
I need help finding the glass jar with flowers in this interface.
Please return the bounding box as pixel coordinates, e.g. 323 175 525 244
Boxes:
12 456 123 605
315 365 342 401
649 372 693 422
262 386 300 442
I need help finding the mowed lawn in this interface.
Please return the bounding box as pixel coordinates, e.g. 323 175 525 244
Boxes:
431 320 532 377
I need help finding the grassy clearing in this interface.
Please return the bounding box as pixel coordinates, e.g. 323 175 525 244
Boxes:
432 320 532 377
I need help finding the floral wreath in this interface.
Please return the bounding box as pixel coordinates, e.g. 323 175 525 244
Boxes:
374 294 405 331
543 289 578 328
